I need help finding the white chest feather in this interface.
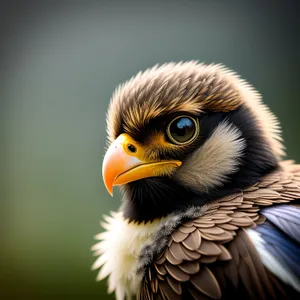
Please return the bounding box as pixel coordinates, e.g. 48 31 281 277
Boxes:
91 211 167 300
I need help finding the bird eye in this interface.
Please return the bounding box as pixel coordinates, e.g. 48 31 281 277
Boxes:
167 116 200 145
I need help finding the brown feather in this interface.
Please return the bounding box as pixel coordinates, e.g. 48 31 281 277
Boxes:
172 230 189 243
154 263 167 276
218 245 232 261
178 225 196 234
164 261 190 282
139 162 300 300
165 248 182 265
166 275 182 295
182 229 201 251
178 261 200 275
190 266 222 299
197 240 222 256
159 280 181 300
169 242 192 262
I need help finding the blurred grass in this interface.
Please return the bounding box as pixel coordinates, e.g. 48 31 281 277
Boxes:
1 1 299 299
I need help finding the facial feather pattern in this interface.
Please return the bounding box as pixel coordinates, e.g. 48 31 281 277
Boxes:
174 121 246 192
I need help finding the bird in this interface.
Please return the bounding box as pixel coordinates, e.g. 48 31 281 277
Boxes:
91 61 300 300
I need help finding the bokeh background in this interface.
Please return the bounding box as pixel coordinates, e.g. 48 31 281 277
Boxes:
1 0 299 299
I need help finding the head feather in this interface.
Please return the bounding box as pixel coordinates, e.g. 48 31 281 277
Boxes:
107 61 285 159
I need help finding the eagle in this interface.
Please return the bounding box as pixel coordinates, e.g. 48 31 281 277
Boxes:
91 62 300 300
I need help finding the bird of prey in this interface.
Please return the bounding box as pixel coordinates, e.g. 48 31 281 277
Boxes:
91 62 300 300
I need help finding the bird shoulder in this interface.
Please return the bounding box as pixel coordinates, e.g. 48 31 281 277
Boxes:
138 160 300 300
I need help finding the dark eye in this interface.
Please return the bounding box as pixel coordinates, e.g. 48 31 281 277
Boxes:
167 116 199 145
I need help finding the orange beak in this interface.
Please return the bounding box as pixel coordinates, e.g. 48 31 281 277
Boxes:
102 133 182 195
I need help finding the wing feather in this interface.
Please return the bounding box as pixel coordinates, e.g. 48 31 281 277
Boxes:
261 204 300 243
138 163 300 299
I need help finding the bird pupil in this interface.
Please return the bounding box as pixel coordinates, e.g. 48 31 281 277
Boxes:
170 117 195 143
127 144 137 153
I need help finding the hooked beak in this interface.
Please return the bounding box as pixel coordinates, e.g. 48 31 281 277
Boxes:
102 134 182 195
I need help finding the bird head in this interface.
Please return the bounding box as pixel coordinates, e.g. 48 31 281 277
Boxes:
102 62 285 221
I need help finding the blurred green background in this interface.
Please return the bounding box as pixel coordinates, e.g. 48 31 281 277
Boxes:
1 0 299 299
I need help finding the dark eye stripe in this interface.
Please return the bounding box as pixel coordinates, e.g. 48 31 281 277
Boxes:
167 116 200 145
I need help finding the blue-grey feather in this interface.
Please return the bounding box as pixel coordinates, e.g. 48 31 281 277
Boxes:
261 205 300 243
253 217 300 278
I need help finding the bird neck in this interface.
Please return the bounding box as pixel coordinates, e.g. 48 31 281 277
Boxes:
120 178 203 222
121 161 278 223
